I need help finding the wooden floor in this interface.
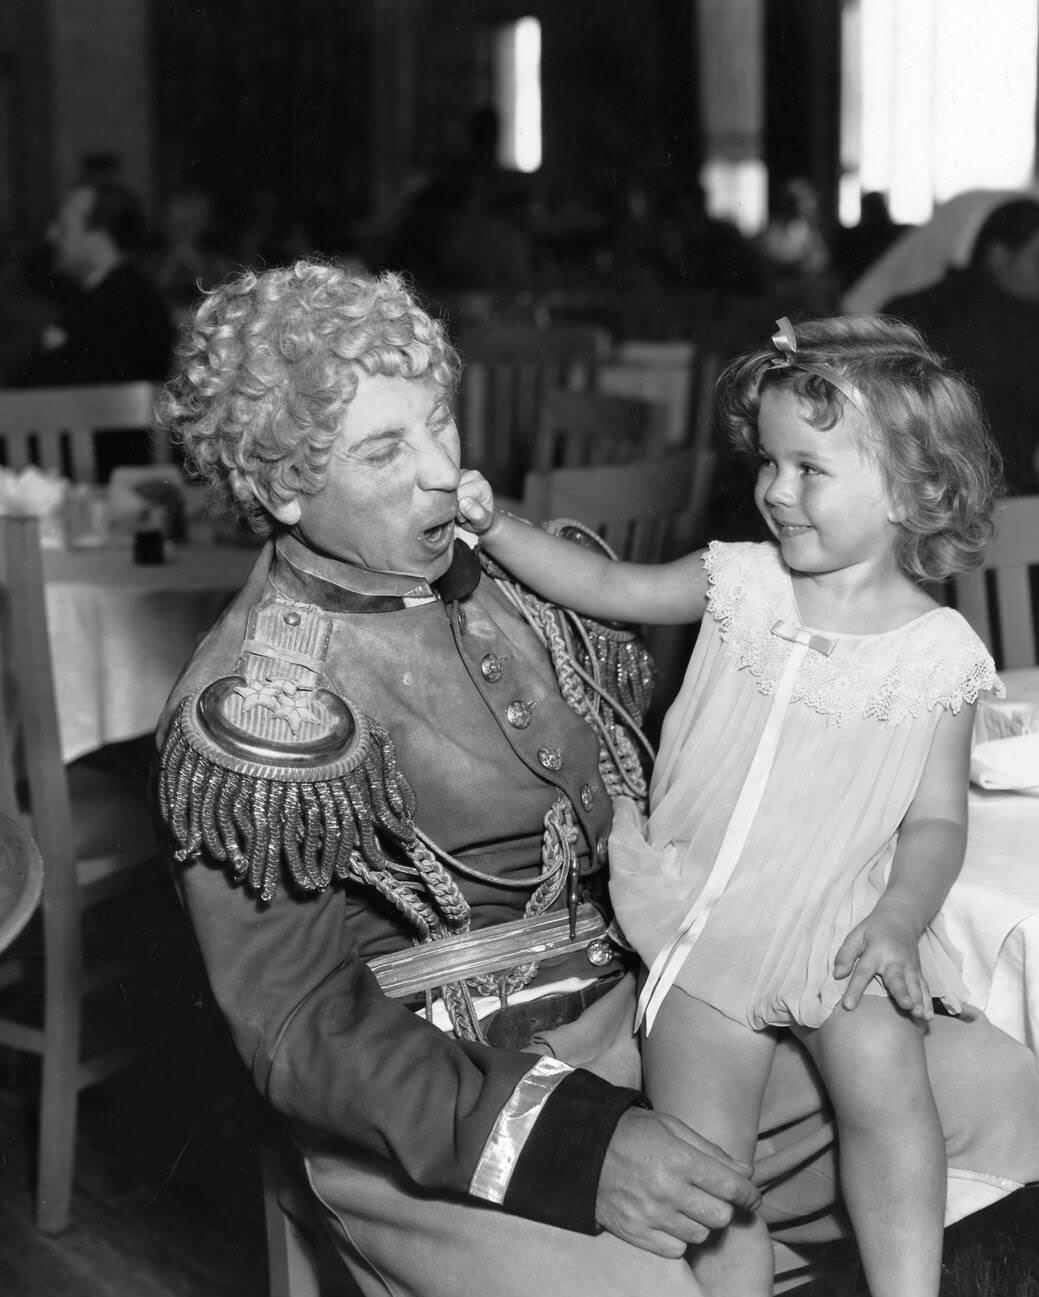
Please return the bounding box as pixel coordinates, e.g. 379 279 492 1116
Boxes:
0 1035 270 1297
0 1032 1036 1297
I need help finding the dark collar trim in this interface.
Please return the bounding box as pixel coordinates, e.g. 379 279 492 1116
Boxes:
272 534 480 613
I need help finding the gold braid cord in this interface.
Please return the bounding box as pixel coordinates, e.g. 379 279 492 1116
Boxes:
483 520 655 806
156 567 650 1041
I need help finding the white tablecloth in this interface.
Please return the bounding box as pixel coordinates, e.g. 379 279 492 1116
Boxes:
43 539 258 761
943 667 1039 1050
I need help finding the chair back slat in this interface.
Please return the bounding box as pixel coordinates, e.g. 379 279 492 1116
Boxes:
599 340 696 449
522 450 713 563
953 495 1039 669
0 516 79 881
531 389 658 474
456 325 604 494
0 811 44 956
0 383 162 482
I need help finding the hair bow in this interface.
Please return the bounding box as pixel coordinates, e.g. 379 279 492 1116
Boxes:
766 317 865 412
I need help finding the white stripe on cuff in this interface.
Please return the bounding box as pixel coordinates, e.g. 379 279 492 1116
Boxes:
469 1056 574 1203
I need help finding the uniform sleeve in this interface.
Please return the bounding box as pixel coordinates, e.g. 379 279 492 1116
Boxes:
172 847 642 1233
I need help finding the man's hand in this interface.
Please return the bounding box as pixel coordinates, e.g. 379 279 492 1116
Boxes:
833 902 932 1020
456 469 497 536
596 1107 760 1258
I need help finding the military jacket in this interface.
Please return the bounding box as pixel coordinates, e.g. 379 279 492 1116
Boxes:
154 531 652 1233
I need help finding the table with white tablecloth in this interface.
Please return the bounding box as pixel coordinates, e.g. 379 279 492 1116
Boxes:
43 538 258 762
943 668 1039 1052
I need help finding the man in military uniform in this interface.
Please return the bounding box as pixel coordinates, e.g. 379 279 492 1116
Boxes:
153 262 1039 1296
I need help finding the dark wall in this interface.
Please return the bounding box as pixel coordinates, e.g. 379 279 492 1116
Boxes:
0 0 53 237
764 0 840 228
151 0 375 249
150 0 701 237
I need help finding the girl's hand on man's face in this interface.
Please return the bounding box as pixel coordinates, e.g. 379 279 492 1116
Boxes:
456 469 496 535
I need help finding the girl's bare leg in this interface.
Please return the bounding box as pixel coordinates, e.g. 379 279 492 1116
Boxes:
798 997 944 1297
643 987 778 1297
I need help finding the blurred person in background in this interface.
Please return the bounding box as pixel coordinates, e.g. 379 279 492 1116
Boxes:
148 186 232 328
833 191 904 288
759 178 837 314
10 178 174 388
878 195 1039 495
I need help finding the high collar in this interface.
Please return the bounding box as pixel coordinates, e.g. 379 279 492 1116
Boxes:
271 531 481 613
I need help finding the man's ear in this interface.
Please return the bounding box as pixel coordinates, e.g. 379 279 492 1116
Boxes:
251 481 302 526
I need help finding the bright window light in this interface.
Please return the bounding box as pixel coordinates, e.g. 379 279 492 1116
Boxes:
700 159 768 237
697 0 767 233
495 18 542 173
843 0 1038 225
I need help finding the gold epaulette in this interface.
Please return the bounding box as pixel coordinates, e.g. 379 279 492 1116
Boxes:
156 598 417 901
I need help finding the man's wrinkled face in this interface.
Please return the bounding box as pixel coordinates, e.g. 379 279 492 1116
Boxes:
285 372 463 581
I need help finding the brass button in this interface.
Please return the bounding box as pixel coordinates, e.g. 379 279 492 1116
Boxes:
283 610 302 626
595 835 608 860
537 746 563 771
579 783 596 810
586 938 615 967
480 653 505 683
506 700 533 729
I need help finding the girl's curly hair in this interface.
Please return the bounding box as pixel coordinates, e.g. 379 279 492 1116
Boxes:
715 314 1004 583
155 261 461 534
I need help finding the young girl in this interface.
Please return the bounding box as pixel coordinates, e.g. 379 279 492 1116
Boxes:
457 314 1003 1297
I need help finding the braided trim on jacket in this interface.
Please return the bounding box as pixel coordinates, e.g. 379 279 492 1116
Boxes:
480 520 654 805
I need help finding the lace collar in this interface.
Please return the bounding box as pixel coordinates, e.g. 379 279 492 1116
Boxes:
705 542 1003 725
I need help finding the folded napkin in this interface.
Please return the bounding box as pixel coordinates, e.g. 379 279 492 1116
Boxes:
970 734 1039 793
974 699 1039 746
0 465 67 517
0 466 69 547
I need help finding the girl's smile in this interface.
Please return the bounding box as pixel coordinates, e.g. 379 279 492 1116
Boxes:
754 387 902 585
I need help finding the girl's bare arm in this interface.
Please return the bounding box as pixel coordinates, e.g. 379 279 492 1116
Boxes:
457 471 709 626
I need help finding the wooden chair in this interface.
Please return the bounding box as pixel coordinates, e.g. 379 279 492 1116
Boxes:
455 323 605 495
0 811 43 956
954 495 1039 669
0 382 164 482
529 389 659 474
598 339 697 450
0 513 176 1233
521 449 712 564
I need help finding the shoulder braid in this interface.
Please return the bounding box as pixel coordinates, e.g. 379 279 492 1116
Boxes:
156 597 470 922
156 556 648 1038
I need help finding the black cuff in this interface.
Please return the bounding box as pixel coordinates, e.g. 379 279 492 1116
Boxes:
502 1068 645 1234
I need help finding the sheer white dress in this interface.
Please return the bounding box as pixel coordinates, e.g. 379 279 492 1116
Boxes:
610 541 1002 1032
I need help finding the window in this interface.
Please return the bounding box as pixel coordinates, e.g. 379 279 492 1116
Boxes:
494 17 541 173
841 0 1038 225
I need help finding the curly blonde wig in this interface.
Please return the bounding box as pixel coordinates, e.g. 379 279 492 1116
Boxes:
715 314 1004 583
155 261 461 534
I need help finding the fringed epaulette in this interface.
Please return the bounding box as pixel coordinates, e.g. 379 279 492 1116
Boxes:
481 520 655 804
156 598 422 904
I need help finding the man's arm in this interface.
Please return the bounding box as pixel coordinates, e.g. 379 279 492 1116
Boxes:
175 851 757 1246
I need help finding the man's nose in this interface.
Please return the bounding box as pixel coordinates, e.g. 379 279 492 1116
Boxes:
416 434 461 491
